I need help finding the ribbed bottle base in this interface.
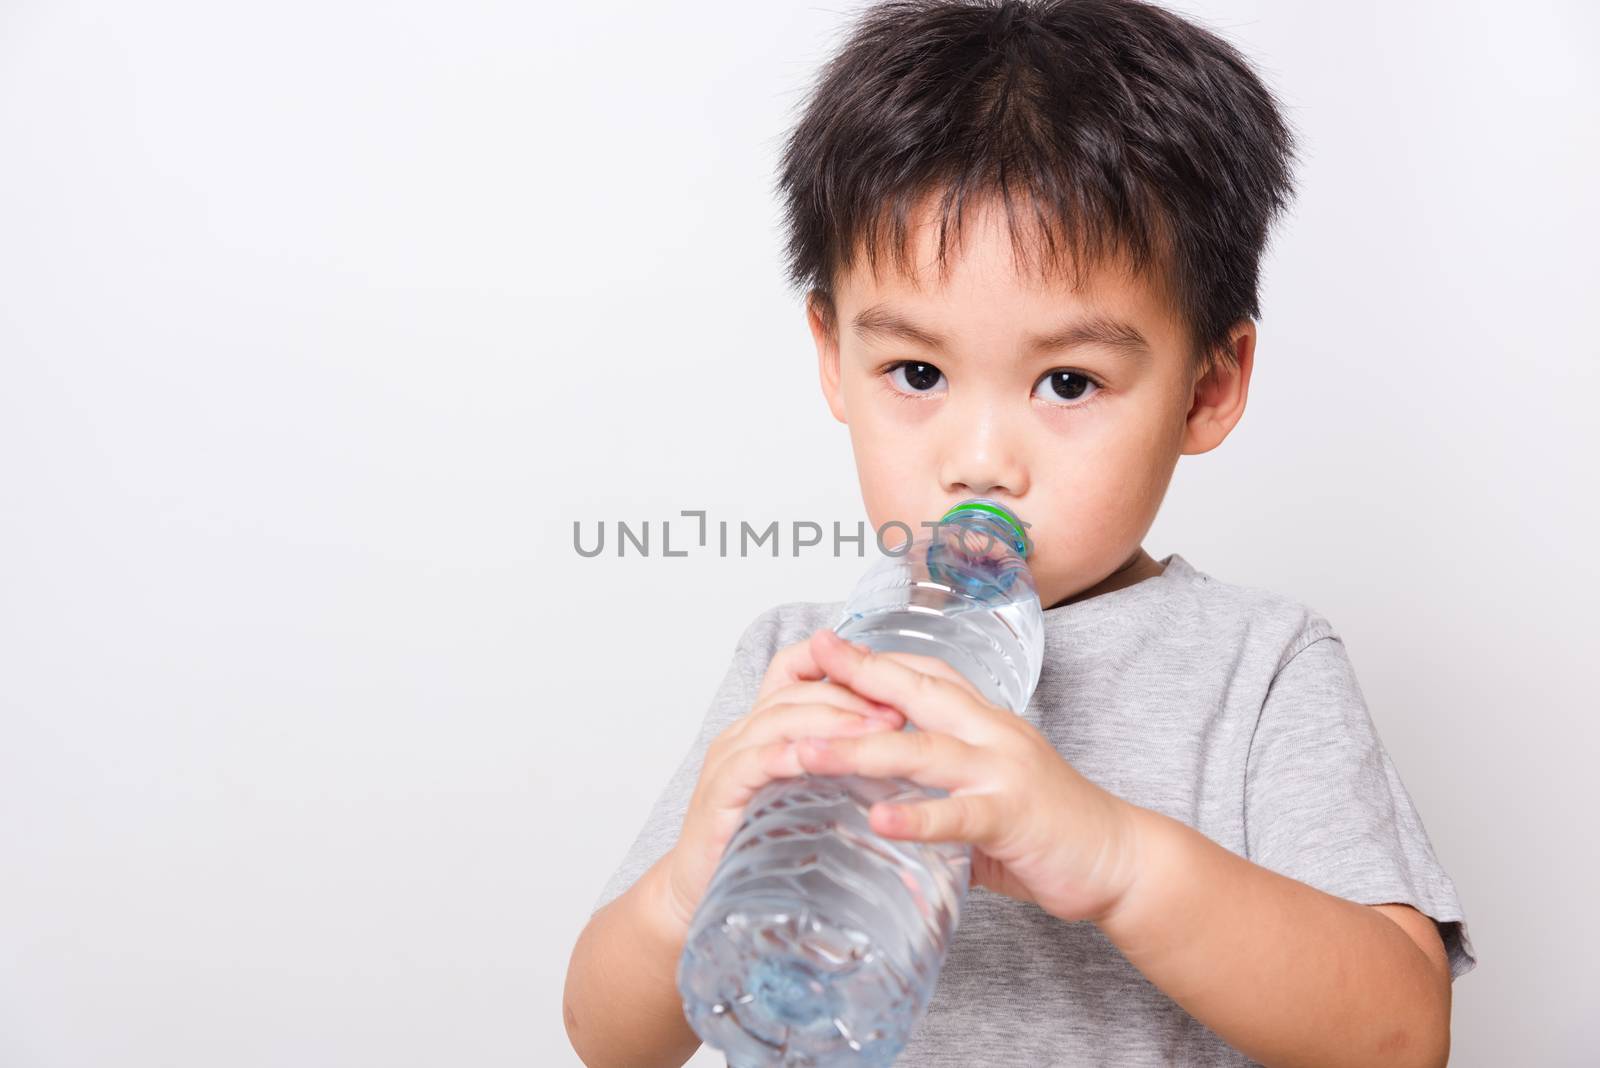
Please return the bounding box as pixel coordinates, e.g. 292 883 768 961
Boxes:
680 899 909 1067
677 774 969 1066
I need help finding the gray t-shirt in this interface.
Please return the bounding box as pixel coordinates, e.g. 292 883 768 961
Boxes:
590 552 1477 1065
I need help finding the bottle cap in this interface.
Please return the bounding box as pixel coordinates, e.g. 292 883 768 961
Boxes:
938 498 1032 559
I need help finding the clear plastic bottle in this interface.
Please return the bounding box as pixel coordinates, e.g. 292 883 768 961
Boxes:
676 498 1045 1067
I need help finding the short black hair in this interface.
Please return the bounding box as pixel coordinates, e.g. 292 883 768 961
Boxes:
775 0 1301 376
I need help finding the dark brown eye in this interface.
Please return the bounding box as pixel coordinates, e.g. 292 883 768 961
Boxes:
887 361 945 394
1034 370 1098 404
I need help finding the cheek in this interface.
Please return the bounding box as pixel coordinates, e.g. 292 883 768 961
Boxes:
842 381 927 471
841 411 924 536
1080 397 1178 476
857 462 920 528
846 411 917 479
1035 419 1166 524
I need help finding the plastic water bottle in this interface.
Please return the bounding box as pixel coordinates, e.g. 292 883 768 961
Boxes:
676 497 1045 1067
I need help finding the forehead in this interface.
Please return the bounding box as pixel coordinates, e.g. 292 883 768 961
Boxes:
834 190 1183 346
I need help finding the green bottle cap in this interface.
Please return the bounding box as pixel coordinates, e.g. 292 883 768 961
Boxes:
938 498 1032 558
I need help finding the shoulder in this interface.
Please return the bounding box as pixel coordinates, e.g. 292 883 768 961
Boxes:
1162 554 1341 676
732 599 848 660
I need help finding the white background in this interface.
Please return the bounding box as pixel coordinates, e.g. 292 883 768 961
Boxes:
1 1 1595 1064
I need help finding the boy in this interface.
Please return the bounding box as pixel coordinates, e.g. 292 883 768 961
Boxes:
564 0 1476 1064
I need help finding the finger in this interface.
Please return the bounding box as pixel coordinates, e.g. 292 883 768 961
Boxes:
809 629 1004 739
709 720 897 815
710 701 903 778
757 679 903 723
866 792 999 845
722 683 903 752
747 700 905 746
792 727 979 793
710 736 812 814
866 649 986 702
754 630 835 702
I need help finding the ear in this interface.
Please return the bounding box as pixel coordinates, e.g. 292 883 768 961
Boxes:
807 294 848 424
1180 319 1255 456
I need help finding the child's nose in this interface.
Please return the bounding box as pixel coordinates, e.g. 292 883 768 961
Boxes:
937 404 1028 499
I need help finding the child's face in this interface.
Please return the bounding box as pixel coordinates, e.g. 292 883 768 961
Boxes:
807 194 1253 609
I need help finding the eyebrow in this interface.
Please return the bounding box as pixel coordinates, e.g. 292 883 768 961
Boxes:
851 303 1153 361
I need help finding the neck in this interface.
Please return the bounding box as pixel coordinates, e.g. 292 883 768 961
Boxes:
1046 547 1164 610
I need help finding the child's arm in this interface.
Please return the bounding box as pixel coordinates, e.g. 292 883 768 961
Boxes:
1097 806 1452 1068
792 626 1464 1068
562 855 702 1068
564 627 906 1067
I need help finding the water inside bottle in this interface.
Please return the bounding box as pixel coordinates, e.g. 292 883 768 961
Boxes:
675 501 1043 1066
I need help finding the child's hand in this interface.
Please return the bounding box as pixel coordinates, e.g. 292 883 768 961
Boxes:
657 629 907 937
790 629 1146 925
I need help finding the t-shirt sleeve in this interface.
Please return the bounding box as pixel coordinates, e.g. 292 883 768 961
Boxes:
1243 622 1478 980
586 605 781 917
